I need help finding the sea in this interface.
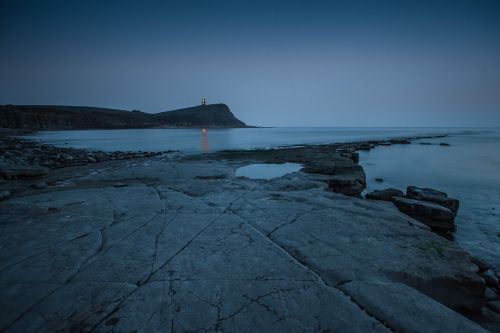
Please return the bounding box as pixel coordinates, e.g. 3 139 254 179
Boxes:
25 127 500 268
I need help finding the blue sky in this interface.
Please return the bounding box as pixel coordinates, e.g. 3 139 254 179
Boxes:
1 0 499 126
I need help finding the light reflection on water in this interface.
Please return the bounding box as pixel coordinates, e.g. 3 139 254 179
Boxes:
201 128 208 153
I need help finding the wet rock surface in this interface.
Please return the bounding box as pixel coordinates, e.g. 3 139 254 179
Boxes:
393 197 456 230
366 186 461 232
328 176 365 196
406 186 460 216
0 134 496 332
365 188 404 202
0 136 167 179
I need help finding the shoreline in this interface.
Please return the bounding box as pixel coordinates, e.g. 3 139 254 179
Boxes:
0 130 451 176
1 133 499 331
14 126 456 149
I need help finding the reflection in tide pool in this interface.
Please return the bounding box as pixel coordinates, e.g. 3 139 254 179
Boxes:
235 163 303 180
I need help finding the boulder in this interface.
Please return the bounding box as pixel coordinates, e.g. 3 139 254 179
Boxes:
406 186 459 216
365 188 404 203
393 197 455 230
481 270 499 288
485 287 498 301
471 256 490 272
0 190 10 201
487 300 500 314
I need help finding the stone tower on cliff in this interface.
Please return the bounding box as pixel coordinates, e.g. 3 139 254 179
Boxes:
201 98 206 106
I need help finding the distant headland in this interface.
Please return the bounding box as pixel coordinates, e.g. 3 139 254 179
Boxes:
0 102 249 130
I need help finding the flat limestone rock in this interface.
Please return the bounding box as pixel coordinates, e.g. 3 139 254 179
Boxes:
0 152 488 332
302 160 336 175
339 281 488 333
194 170 227 179
232 187 485 314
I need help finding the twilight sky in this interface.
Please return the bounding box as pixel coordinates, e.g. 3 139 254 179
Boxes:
1 0 499 126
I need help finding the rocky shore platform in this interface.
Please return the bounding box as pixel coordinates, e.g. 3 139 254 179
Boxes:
1 134 499 332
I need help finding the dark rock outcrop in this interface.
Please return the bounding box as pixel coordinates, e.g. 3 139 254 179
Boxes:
406 186 459 216
481 270 499 288
366 186 461 232
324 156 366 197
471 256 490 273
365 188 404 202
487 300 500 314
393 197 456 230
339 152 359 163
328 176 365 196
390 139 411 144
0 103 248 129
355 143 373 151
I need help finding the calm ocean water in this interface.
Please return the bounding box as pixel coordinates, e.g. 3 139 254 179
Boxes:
26 127 466 153
26 127 500 268
360 129 500 268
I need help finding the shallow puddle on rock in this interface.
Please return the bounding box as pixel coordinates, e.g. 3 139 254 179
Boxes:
235 163 303 180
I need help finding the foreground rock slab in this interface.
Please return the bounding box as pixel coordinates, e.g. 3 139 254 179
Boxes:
340 281 486 333
0 148 491 332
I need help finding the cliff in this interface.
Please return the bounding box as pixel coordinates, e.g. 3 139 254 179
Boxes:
0 103 247 129
154 104 247 127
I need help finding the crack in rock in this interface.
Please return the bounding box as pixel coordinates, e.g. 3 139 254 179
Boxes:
231 209 399 333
